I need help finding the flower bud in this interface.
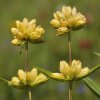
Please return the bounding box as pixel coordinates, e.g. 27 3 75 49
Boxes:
18 69 26 82
77 67 89 78
11 28 19 35
11 77 20 86
33 73 48 85
51 73 65 80
62 6 72 17
57 27 69 35
11 39 23 46
60 61 70 76
36 26 45 35
71 60 82 76
29 32 40 40
26 68 37 82
50 19 60 28
16 20 21 29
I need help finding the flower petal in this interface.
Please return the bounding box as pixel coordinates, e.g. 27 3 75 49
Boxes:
60 61 70 76
51 73 65 80
18 69 26 82
77 67 89 78
33 73 48 86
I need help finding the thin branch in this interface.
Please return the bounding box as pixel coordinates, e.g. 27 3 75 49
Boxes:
29 90 32 100
25 40 29 72
68 32 72 66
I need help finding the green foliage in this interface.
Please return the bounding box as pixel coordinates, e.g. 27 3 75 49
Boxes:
94 52 100 57
83 77 100 98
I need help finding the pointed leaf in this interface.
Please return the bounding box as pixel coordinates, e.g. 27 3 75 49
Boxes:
83 77 100 98
33 67 66 82
89 64 100 75
94 52 100 57
33 66 52 76
0 78 9 85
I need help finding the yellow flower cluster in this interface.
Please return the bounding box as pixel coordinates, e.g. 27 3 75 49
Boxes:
50 6 86 35
9 68 48 88
51 60 89 80
11 18 45 46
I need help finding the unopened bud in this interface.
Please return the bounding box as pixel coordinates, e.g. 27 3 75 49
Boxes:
18 69 26 82
57 27 69 35
77 67 89 78
11 77 20 86
33 73 48 85
11 39 23 46
51 73 65 80
50 19 60 28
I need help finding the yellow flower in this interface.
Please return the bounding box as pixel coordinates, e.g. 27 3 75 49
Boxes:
11 18 45 46
9 68 48 88
50 6 86 35
51 60 89 81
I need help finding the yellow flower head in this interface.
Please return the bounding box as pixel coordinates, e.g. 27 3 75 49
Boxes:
11 18 45 46
9 68 48 88
50 6 86 35
51 60 89 81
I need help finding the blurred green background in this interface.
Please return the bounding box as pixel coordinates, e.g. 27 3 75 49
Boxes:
0 0 100 100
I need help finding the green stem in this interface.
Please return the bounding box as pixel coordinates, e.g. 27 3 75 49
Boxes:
25 40 32 100
68 81 72 100
29 90 32 100
25 40 29 72
68 32 72 100
68 32 72 65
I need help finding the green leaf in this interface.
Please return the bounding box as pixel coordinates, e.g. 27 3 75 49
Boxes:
89 64 100 75
33 67 67 82
83 77 100 98
0 78 9 85
94 52 100 57
33 66 52 76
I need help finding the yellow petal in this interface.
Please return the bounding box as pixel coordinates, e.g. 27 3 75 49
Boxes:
77 67 89 78
29 32 40 40
18 69 26 82
62 6 72 17
56 11 64 19
36 26 45 35
23 18 28 25
33 73 48 85
26 68 37 82
57 27 69 35
72 7 77 15
11 39 23 46
50 19 60 28
11 77 20 86
51 73 65 80
16 20 21 28
71 60 82 74
11 28 19 35
29 19 36 25
60 61 70 76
